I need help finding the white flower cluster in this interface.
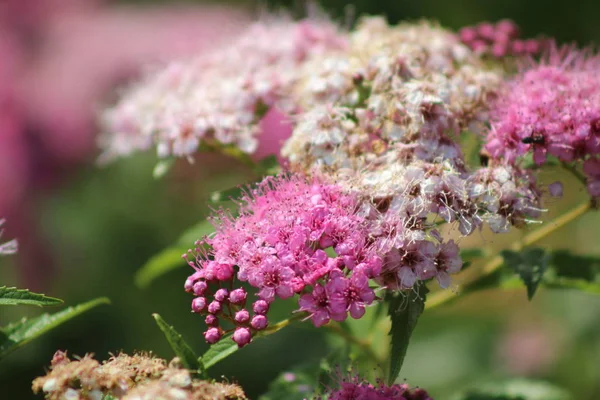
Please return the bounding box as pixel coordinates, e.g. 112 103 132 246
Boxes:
99 18 346 163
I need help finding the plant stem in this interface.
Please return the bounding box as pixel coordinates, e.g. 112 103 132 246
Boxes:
425 200 592 310
561 162 588 186
324 322 384 366
260 313 306 336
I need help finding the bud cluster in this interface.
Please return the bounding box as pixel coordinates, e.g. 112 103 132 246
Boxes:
32 351 246 400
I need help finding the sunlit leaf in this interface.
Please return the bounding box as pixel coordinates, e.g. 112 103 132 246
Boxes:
452 379 571 400
152 314 201 372
387 284 428 384
0 297 110 360
135 219 214 288
0 287 63 307
501 249 549 300
200 333 237 369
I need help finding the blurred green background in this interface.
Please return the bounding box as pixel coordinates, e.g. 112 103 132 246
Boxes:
1 0 600 399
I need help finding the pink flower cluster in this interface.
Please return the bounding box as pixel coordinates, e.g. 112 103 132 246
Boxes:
459 20 546 58
184 175 379 346
185 174 465 346
324 375 432 400
485 46 600 197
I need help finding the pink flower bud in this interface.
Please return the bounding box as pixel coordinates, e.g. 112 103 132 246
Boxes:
193 281 208 295
229 288 247 304
214 288 229 302
234 310 250 324
459 27 478 43
208 300 222 314
204 327 221 344
496 19 519 39
477 22 496 40
215 263 234 281
253 300 269 315
250 315 268 330
232 327 252 347
192 297 207 313
205 314 219 326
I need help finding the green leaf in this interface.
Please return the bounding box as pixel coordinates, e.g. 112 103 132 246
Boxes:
0 286 63 307
200 333 238 369
452 379 571 400
461 248 485 262
153 158 175 179
210 186 245 203
542 250 600 294
0 297 110 360
386 284 428 385
152 314 201 372
501 249 549 300
135 219 214 288
256 155 281 176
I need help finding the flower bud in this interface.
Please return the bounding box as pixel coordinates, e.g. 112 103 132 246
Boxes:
205 314 219 326
193 281 208 295
232 327 252 347
234 310 250 324
250 315 268 330
191 297 207 313
229 288 247 304
207 300 222 314
214 288 229 302
204 327 221 344
252 300 269 315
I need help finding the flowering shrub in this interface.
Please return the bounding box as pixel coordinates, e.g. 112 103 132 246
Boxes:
1 8 598 400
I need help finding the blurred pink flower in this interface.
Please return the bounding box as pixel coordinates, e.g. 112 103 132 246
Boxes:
20 4 251 162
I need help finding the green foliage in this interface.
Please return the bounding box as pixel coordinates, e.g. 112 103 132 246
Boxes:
0 286 63 307
200 333 238 370
135 219 214 288
0 297 110 360
210 185 245 204
501 249 549 300
260 346 351 400
543 250 600 294
452 379 571 400
386 284 428 385
152 314 201 372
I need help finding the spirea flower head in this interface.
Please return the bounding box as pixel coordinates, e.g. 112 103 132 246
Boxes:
32 351 246 400
185 173 465 345
99 17 346 163
458 20 547 59
321 372 433 400
484 45 600 198
0 218 17 255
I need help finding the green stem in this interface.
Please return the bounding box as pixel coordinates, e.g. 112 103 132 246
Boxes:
324 322 384 366
426 200 592 310
259 313 306 336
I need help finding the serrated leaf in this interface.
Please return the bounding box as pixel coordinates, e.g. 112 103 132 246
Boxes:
152 314 201 372
200 333 237 369
501 249 549 300
386 285 428 385
0 297 110 360
0 286 63 307
135 219 214 288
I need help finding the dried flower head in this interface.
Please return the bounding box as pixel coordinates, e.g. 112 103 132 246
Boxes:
32 351 246 400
